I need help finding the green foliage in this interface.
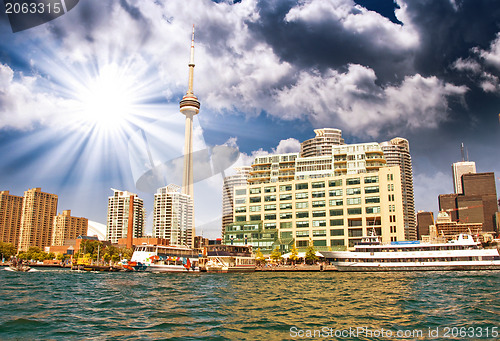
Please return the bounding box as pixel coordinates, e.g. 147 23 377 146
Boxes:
305 240 318 264
289 245 299 262
270 247 282 262
254 248 266 265
0 241 17 259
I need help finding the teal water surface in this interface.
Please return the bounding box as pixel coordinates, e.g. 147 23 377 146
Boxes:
0 269 499 340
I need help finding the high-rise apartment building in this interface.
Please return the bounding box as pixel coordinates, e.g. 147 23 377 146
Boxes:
51 210 88 246
226 166 404 252
153 184 193 247
106 189 145 244
380 137 416 240
222 167 251 238
18 188 58 252
452 161 476 194
0 190 23 248
300 128 344 157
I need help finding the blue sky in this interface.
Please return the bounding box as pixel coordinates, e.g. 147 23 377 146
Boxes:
0 0 499 239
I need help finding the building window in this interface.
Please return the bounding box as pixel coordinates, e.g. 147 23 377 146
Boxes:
249 188 261 194
313 210 326 217
296 202 308 209
249 205 261 212
264 204 276 211
312 181 326 188
329 209 343 216
366 206 381 214
311 201 325 208
313 240 327 246
264 186 276 193
348 228 363 237
235 189 246 196
235 198 246 205
365 196 380 204
312 191 325 198
279 194 293 201
295 183 308 190
296 230 309 237
387 174 394 181
388 194 395 201
364 176 379 184
264 214 276 220
280 222 292 229
313 230 326 237
249 215 261 221
296 192 308 199
313 220 327 227
346 197 361 205
264 195 276 202
329 189 343 197
347 178 361 186
331 239 345 246
281 231 292 239
235 216 246 222
296 211 309 219
297 240 308 247
235 207 246 213
347 208 362 215
250 197 261 203
279 185 292 192
264 223 276 229
365 186 379 194
296 221 309 228
329 179 342 187
330 229 344 236
346 188 361 195
280 212 293 219
329 199 343 206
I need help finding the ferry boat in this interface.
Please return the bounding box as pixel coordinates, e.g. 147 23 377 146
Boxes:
327 234 500 272
124 244 200 272
199 244 256 273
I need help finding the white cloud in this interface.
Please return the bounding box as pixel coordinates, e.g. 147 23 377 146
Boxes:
285 0 419 50
452 57 482 73
477 33 500 70
275 138 301 154
270 64 467 137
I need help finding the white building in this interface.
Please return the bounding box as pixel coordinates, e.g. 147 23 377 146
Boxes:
222 167 251 238
153 184 193 247
452 161 476 194
106 189 145 244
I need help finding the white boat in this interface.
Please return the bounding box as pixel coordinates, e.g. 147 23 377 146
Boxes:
199 244 256 273
327 234 500 272
124 244 200 272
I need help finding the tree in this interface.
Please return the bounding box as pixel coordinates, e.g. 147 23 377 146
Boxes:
270 247 282 263
0 242 16 259
305 240 318 264
254 248 266 265
289 244 299 264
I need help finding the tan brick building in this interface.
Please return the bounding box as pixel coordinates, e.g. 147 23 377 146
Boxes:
0 190 24 248
52 210 88 246
18 188 58 252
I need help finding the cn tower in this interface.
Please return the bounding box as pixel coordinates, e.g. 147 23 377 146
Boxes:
179 26 200 238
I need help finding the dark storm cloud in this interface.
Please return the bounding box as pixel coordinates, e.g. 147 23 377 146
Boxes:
249 0 416 83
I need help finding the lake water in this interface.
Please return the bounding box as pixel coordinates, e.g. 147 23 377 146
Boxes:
0 268 499 340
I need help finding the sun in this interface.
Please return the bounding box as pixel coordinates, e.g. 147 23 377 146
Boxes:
75 63 137 131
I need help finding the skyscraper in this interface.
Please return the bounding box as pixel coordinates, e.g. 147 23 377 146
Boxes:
51 210 88 246
179 26 200 243
106 189 145 244
153 184 193 247
18 188 58 252
380 137 416 240
0 190 23 248
452 161 476 194
222 167 251 237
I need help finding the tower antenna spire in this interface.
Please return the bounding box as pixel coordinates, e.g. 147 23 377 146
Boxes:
187 24 195 95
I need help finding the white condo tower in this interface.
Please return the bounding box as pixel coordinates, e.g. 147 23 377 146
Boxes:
179 26 200 244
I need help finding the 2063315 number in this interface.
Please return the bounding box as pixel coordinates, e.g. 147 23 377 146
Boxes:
443 327 498 338
5 1 62 15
